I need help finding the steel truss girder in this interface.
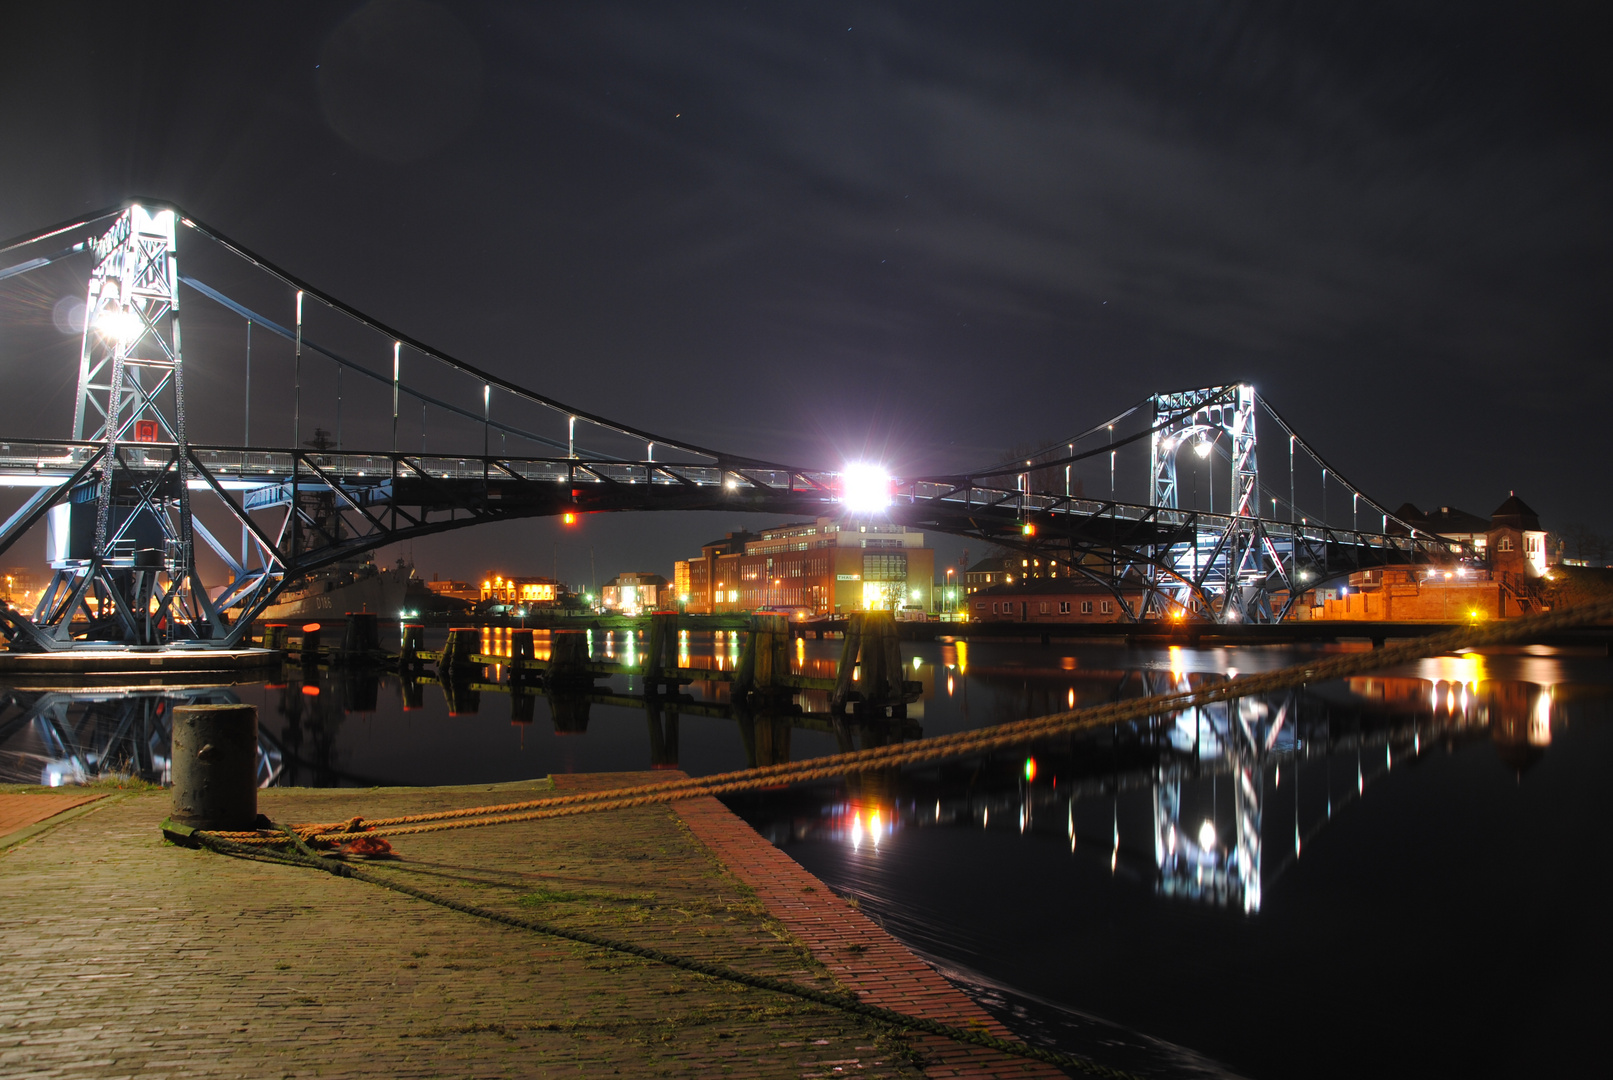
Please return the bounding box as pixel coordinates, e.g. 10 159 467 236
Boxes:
0 437 1452 647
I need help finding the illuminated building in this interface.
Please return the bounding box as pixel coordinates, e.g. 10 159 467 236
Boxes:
2 567 38 609
479 574 564 606
1314 495 1551 621
601 572 671 615
681 516 934 615
963 557 1010 595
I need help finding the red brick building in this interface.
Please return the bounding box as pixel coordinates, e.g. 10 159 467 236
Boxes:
1314 495 1551 621
967 578 1146 623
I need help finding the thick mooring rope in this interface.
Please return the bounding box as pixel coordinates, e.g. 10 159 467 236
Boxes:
205 599 1613 848
192 826 1139 1079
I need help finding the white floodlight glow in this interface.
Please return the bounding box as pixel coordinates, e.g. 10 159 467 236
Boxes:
1198 820 1217 850
95 306 142 344
840 463 892 514
1194 438 1213 458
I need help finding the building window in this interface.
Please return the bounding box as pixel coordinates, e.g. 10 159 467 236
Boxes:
1081 601 1092 614
1101 600 1112 614
1498 536 1514 552
1039 602 1049 614
1059 601 1070 614
976 601 986 611
991 603 999 613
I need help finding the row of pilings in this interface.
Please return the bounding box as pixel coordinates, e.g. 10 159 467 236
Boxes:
261 610 916 717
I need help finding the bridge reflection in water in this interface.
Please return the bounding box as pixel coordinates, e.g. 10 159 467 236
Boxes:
735 645 1579 916
0 683 283 788
0 634 1584 919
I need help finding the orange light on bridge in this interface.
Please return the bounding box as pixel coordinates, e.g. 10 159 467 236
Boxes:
562 512 578 526
1021 522 1037 537
301 622 321 633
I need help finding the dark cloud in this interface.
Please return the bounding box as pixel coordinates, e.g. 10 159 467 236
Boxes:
0 0 1608 584
318 0 484 163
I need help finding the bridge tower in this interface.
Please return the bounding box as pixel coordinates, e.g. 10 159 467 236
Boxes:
23 205 219 648
1150 384 1273 621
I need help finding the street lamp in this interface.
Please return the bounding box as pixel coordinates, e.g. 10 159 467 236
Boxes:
945 567 956 618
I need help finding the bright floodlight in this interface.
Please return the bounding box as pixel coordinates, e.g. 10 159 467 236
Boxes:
840 463 892 514
1193 438 1213 458
1198 820 1217 850
95 306 142 344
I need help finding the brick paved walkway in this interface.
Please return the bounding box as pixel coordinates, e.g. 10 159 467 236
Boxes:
0 776 1065 1079
0 792 105 840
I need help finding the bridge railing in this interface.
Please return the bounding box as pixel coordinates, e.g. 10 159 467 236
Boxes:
0 437 1450 559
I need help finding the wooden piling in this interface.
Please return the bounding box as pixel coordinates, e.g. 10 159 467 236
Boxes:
337 612 381 663
643 612 680 692
737 613 791 702
831 611 903 714
399 623 424 670
547 629 593 690
438 627 483 677
509 628 536 681
298 626 321 664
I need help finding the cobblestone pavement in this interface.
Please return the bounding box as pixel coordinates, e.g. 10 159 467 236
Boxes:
0 776 1064 1079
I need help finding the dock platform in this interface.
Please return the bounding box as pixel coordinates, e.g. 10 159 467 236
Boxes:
0 777 1060 1078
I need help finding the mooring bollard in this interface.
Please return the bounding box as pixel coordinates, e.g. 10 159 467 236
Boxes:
169 703 259 831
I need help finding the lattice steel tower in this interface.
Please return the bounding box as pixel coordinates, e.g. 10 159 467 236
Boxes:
28 204 218 647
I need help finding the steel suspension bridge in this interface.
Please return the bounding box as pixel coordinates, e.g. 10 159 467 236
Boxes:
0 201 1460 651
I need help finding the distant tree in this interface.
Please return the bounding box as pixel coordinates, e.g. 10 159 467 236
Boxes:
1000 439 1082 498
1557 523 1612 566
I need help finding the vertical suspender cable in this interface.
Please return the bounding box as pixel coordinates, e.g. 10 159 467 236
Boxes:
391 342 400 452
243 319 252 571
292 291 302 561
293 292 302 449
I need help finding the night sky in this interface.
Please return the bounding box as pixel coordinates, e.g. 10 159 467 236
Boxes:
2 1 1608 587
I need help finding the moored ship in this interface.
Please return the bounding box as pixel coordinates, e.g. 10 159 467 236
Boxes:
258 557 414 622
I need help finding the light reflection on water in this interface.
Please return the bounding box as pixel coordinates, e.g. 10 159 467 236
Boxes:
3 633 1610 1077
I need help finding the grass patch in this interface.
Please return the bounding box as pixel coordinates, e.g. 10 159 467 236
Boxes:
520 886 656 907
